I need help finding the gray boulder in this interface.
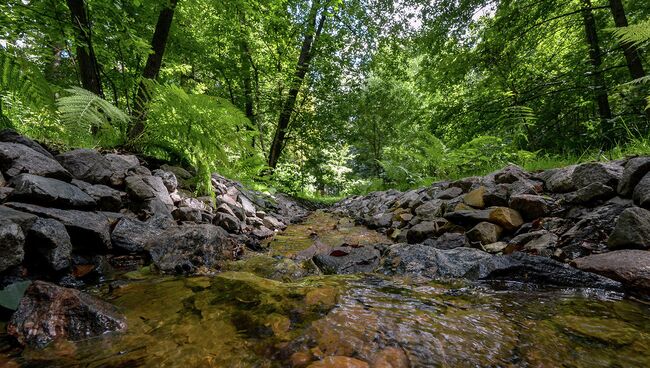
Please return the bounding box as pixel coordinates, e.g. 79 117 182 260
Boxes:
0 129 53 158
540 165 576 193
111 216 173 253
493 164 530 184
607 206 650 249
73 180 123 211
382 244 492 278
0 219 25 272
10 174 95 209
572 162 623 189
406 221 438 244
56 149 113 184
508 194 552 221
422 232 467 249
0 142 71 181
7 281 126 347
633 172 650 208
414 199 445 219
148 224 239 274
152 169 178 192
313 246 381 274
565 183 615 204
618 157 650 196
105 154 140 187
26 218 72 271
125 175 174 216
6 203 112 252
172 206 203 222
0 205 38 231
466 222 503 245
435 186 463 199
213 212 241 233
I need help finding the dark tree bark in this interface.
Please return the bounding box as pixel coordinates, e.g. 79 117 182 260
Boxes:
128 0 179 140
268 0 326 169
609 0 645 80
66 0 103 98
581 0 613 145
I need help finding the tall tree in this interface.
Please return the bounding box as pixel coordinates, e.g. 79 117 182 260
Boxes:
581 0 613 145
66 0 103 98
267 0 327 169
609 0 645 81
128 0 179 140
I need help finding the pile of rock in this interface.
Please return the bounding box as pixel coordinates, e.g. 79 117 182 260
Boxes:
0 129 309 346
331 159 650 294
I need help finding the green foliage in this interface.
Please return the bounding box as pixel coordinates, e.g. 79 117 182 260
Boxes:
0 52 55 111
611 19 650 47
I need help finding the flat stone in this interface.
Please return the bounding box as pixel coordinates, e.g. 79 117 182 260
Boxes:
571 250 650 293
422 232 467 249
493 164 530 184
172 206 203 222
56 149 113 184
566 183 615 204
607 206 650 250
0 205 38 231
10 174 95 208
483 241 508 254
74 181 123 211
618 157 650 196
7 281 126 347
0 142 71 181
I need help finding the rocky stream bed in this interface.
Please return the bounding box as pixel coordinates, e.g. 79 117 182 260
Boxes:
2 130 650 367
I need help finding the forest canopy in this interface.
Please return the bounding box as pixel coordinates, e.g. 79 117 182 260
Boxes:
1 0 649 197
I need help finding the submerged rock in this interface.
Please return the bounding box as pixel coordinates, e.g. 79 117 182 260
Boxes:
7 281 126 347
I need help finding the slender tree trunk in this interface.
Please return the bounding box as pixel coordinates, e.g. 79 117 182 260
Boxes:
610 0 645 80
239 11 256 148
581 0 613 146
267 0 326 169
66 0 103 97
128 0 179 141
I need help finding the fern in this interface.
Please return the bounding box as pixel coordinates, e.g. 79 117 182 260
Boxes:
0 51 55 115
611 20 650 48
56 87 130 143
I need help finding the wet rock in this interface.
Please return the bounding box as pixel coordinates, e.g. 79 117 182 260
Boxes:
406 221 438 244
464 186 486 208
9 174 95 208
0 142 71 181
252 226 275 239
572 162 623 190
435 186 462 199
152 169 178 192
105 154 139 186
26 218 72 271
0 129 54 158
0 220 25 272
476 252 621 290
618 157 650 196
7 281 126 347
422 232 467 249
539 165 576 193
6 203 112 252
466 222 503 245
509 194 552 221
263 215 285 230
571 250 650 293
493 164 530 184
148 224 239 274
56 149 113 184
633 172 650 208
607 207 650 250
306 356 369 368
313 246 381 274
73 181 123 211
214 212 241 233
111 216 173 253
372 347 410 368
382 244 492 278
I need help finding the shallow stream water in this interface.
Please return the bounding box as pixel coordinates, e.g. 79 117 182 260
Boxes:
2 211 650 367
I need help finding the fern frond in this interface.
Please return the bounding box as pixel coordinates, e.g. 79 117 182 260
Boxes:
611 20 650 47
0 51 55 110
56 87 130 140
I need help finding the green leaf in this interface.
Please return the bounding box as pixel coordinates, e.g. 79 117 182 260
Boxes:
0 281 31 310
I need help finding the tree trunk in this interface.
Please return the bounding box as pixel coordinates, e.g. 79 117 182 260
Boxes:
581 0 613 146
128 0 179 141
66 0 103 98
609 0 645 80
239 11 256 148
267 0 326 169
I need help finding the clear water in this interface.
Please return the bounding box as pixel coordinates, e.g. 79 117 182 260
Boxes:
2 212 650 367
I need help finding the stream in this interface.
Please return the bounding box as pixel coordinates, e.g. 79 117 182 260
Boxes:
2 211 650 367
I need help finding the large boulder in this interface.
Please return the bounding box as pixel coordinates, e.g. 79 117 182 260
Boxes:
565 183 615 204
7 281 126 347
607 207 650 250
0 205 38 231
382 245 492 278
406 221 438 244
0 219 25 272
618 157 650 196
477 252 621 290
6 203 112 252
148 224 239 274
572 162 623 189
571 250 650 293
0 129 54 158
26 218 72 271
105 154 140 187
10 174 96 209
56 149 113 184
72 180 123 211
125 175 174 210
313 246 382 274
0 142 71 181
539 165 576 193
633 172 650 208
110 216 173 253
